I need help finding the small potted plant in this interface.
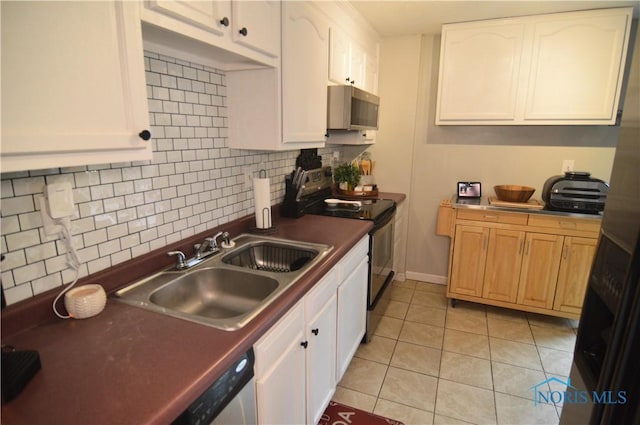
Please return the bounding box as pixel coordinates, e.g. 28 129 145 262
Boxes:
333 162 361 191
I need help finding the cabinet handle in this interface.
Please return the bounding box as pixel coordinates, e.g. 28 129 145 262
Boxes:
345 77 351 83
524 240 530 256
519 239 524 255
311 328 319 336
239 27 248 36
482 235 488 250
219 17 229 27
560 221 577 229
350 79 355 85
483 215 498 220
300 341 308 349
564 246 570 260
138 130 151 141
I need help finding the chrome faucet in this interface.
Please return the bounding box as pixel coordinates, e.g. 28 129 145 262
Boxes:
167 251 187 270
212 231 231 248
168 231 231 270
194 237 216 259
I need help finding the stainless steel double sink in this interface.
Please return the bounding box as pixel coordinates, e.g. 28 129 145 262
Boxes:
114 234 333 331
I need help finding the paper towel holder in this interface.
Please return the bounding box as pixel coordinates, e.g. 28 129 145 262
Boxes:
250 169 278 235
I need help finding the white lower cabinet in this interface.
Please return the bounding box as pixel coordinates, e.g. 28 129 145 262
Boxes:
254 235 369 424
336 255 368 382
254 301 307 425
305 269 338 425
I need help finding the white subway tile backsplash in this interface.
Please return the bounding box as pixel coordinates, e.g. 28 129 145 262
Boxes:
6 229 40 251
14 262 47 285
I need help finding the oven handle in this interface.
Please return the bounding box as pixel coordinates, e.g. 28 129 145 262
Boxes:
369 270 395 311
371 204 396 233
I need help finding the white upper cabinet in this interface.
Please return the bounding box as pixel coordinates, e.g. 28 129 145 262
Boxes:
524 10 632 121
146 0 231 35
281 1 330 144
1 1 151 173
436 7 633 125
232 1 280 58
437 21 525 121
329 27 378 94
227 1 329 150
141 0 280 69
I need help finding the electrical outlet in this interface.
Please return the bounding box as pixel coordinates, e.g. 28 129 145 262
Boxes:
243 166 253 188
562 160 575 173
332 151 340 161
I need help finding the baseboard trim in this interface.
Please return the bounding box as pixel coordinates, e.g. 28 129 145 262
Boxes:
405 271 447 285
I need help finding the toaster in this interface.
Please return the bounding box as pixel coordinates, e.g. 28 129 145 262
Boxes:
542 172 608 214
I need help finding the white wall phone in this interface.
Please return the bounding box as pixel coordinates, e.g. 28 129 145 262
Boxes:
39 182 88 319
39 182 75 235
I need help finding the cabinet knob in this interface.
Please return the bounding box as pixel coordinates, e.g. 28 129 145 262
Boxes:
311 328 319 336
219 17 229 27
345 77 350 82
239 27 248 36
350 79 355 85
138 130 151 141
300 341 308 349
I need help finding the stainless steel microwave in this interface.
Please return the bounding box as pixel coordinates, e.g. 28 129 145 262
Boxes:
327 85 379 131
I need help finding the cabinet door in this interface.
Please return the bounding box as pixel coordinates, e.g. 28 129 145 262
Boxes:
525 10 631 122
449 225 489 297
437 21 525 122
255 302 306 425
336 258 368 382
349 42 366 88
232 0 280 58
329 27 352 85
363 47 379 94
282 1 329 144
554 237 597 314
517 233 564 309
146 0 230 35
1 1 151 172
306 293 337 425
483 229 524 303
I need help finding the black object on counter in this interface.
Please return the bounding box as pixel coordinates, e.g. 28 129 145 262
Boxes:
295 148 322 171
1 346 42 402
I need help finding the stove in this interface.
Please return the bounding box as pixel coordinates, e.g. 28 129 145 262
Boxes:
280 166 396 343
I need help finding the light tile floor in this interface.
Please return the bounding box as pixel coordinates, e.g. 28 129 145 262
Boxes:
333 279 579 425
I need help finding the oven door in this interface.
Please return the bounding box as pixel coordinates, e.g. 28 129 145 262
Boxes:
366 213 395 342
370 216 394 305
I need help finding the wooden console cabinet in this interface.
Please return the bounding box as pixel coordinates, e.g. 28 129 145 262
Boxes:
437 201 600 319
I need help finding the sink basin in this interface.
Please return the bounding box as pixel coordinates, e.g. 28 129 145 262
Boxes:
222 242 317 272
150 268 279 319
114 234 333 330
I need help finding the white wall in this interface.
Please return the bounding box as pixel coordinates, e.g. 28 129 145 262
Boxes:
374 35 618 284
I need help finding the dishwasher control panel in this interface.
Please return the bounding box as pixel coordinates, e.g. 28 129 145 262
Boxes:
173 349 255 425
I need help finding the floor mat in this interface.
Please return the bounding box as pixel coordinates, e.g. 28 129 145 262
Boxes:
319 401 405 425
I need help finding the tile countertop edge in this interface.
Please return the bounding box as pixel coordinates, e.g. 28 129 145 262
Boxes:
0 214 373 425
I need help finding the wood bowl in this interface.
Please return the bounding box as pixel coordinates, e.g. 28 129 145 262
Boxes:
494 185 535 203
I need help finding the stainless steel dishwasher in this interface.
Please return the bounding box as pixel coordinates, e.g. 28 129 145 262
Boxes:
172 349 256 425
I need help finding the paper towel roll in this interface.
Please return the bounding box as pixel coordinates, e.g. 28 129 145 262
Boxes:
253 177 272 229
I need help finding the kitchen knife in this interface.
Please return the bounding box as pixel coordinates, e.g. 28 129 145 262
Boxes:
295 171 307 201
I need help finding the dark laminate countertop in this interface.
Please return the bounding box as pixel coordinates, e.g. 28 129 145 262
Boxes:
1 214 373 425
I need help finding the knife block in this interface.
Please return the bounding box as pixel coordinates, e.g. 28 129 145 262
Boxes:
280 176 305 218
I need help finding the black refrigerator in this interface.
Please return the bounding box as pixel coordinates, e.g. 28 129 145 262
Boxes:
559 21 640 425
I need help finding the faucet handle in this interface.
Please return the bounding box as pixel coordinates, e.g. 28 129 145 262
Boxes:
167 251 187 270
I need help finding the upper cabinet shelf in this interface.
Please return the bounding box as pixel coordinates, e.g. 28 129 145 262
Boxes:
1 1 151 173
436 7 633 126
